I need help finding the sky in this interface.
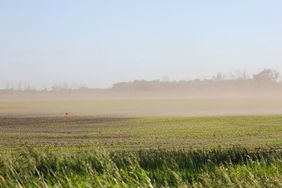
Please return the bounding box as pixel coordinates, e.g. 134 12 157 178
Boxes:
0 0 282 89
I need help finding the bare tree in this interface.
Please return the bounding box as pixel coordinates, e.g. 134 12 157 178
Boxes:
213 72 225 81
253 69 280 83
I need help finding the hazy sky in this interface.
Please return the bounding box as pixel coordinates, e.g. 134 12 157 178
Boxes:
1 0 282 89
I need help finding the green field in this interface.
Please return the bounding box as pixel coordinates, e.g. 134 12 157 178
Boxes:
1 115 282 151
0 115 282 187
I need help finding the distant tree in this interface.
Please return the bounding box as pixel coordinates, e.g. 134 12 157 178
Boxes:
213 72 225 81
240 71 249 80
253 69 280 83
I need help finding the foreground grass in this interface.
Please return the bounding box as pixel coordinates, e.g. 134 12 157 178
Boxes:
0 147 281 187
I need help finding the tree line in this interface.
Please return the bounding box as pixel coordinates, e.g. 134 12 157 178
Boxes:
1 69 281 92
112 69 282 92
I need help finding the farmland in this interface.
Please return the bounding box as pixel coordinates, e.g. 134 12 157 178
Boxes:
0 115 282 152
0 115 282 187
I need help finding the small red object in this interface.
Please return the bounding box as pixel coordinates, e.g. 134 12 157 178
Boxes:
65 112 69 116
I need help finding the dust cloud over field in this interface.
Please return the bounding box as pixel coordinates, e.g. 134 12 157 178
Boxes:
2 69 282 117
1 91 282 117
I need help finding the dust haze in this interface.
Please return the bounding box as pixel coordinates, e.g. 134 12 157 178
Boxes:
1 69 282 117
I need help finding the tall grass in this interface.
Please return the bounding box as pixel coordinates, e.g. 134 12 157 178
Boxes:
0 147 281 187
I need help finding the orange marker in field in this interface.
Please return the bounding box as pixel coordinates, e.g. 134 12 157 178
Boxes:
64 112 69 116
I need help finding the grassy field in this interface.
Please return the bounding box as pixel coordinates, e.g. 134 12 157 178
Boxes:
0 115 282 187
0 115 282 151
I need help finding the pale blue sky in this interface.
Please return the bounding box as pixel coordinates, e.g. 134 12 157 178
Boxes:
1 0 282 89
